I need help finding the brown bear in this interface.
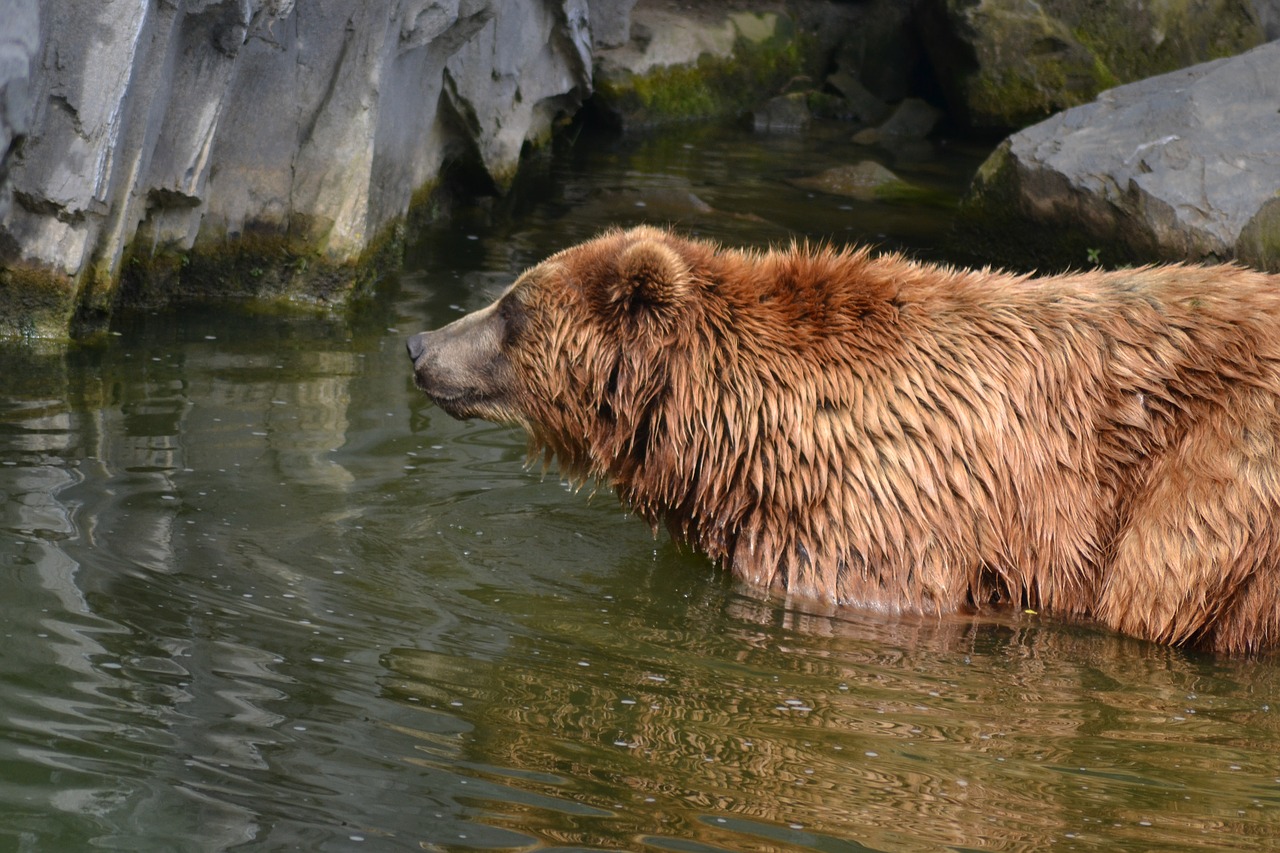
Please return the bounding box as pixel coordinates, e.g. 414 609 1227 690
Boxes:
408 226 1280 654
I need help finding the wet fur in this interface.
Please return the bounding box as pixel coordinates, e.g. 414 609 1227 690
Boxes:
412 227 1280 654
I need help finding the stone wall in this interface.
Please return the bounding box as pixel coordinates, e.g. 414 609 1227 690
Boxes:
0 0 626 337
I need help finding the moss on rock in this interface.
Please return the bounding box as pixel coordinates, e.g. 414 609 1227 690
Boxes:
0 263 78 340
116 221 402 315
592 13 816 127
1069 0 1263 83
2 177 437 340
921 0 1264 132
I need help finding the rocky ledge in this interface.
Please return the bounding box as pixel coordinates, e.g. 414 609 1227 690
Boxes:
0 0 632 337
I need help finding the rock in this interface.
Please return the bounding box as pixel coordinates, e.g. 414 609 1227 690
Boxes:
827 0 920 104
880 97 942 139
851 98 942 150
0 0 631 338
1256 0 1280 40
917 0 1266 131
752 92 811 133
955 41 1280 272
790 161 917 202
591 1 837 128
587 0 637 49
595 5 744 80
851 127 881 146
0 0 38 224
824 67 891 125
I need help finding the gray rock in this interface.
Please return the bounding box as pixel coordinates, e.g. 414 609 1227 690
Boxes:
959 41 1280 271
0 0 38 222
0 0 630 336
594 5 774 80
587 0 637 49
590 3 810 128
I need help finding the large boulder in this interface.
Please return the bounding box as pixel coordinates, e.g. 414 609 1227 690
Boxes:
918 0 1266 131
955 41 1280 272
0 0 625 338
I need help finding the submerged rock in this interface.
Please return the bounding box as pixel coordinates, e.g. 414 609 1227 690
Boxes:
824 67 891 125
956 41 1280 272
790 161 922 203
752 92 812 133
852 97 941 145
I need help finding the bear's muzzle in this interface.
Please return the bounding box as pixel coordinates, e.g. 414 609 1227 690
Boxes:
407 301 515 423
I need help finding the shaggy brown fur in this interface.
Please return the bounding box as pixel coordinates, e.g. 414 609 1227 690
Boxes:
408 226 1280 654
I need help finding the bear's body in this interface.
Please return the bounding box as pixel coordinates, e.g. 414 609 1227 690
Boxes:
409 227 1280 654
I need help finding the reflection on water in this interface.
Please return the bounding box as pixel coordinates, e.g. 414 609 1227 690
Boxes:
1 123 1278 851
387 597 1280 852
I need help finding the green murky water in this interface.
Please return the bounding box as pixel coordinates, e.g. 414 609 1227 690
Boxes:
2 124 1278 852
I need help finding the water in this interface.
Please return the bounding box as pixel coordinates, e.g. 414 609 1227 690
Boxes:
2 123 1278 852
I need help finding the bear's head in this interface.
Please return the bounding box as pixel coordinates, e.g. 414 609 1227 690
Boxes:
407 226 706 487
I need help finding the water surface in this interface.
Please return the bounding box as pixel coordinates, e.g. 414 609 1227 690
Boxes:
1 123 1278 851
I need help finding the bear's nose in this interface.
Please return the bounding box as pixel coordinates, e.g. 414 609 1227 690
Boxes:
406 332 428 362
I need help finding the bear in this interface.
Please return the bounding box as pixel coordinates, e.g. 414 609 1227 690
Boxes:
408 225 1280 655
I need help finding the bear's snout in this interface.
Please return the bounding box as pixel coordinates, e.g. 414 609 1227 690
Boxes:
406 332 429 363
407 302 515 423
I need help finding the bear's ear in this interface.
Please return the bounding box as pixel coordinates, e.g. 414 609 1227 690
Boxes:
609 238 691 314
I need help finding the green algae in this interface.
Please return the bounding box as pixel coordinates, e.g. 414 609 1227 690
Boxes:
940 0 1262 130
0 175 445 340
1069 0 1263 84
116 216 405 316
0 263 77 340
592 22 816 127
